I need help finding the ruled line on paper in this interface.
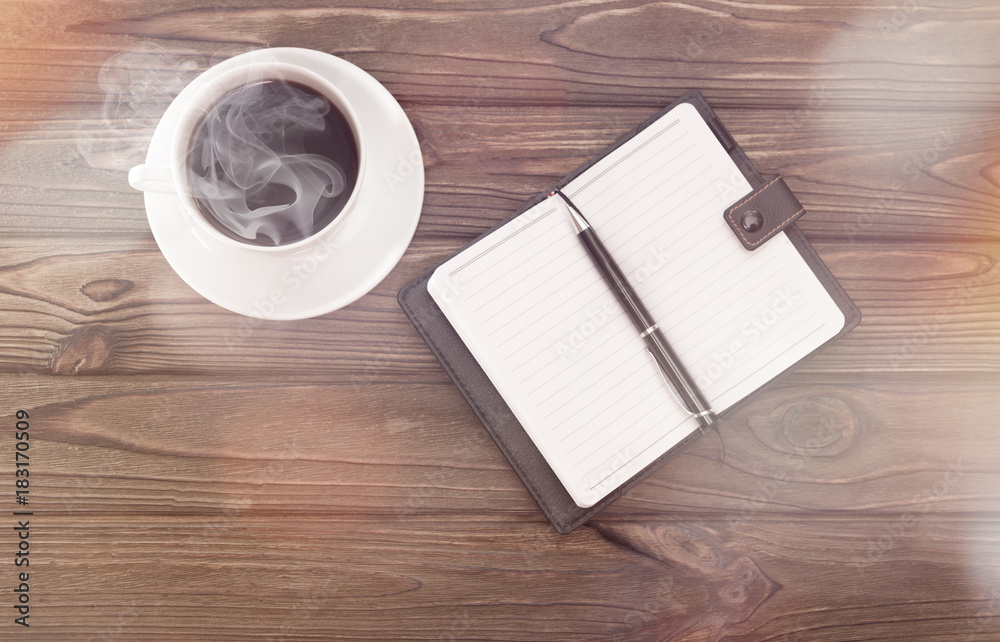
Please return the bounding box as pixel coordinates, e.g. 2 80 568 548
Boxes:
583 148 706 236
568 119 681 197
585 417 688 490
447 206 557 278
533 344 636 405
550 358 653 435
711 317 824 401
570 385 663 459
579 142 702 228
467 215 569 304
501 283 611 358
475 243 578 312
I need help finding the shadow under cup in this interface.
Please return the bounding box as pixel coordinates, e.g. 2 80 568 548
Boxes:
183 75 361 248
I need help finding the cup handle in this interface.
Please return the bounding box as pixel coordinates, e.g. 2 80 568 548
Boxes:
128 164 176 194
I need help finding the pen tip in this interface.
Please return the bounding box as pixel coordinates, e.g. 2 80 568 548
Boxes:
566 204 589 234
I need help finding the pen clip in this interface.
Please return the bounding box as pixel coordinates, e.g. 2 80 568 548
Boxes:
645 348 694 417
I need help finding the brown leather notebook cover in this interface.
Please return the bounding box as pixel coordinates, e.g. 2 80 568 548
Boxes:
398 91 860 533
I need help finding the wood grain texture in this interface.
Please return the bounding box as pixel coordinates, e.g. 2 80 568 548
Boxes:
1 0 999 639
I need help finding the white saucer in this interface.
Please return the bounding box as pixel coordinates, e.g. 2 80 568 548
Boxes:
141 48 424 320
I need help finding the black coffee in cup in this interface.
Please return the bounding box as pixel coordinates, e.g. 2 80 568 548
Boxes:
185 79 359 247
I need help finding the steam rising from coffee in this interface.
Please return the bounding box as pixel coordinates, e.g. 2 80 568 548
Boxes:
76 43 204 169
186 79 356 246
76 43 256 170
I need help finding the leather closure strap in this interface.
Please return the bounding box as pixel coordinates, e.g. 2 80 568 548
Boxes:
724 175 805 250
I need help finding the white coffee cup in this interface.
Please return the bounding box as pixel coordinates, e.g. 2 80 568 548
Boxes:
128 60 365 253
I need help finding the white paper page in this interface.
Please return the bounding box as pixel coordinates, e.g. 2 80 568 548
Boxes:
429 102 845 507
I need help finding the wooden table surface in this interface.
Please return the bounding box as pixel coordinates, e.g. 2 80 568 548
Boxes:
2 0 999 639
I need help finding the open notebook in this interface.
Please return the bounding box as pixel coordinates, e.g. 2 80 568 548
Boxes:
402 91 859 531
427 101 848 509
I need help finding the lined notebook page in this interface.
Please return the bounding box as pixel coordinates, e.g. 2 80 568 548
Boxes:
428 102 845 507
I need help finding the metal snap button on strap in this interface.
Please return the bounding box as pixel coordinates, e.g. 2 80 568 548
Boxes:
724 175 806 250
740 209 763 233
